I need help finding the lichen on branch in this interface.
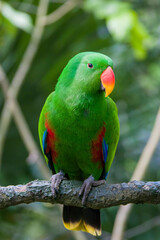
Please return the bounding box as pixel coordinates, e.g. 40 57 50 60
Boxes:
0 180 160 209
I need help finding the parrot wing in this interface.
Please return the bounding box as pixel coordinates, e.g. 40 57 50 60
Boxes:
38 92 56 174
103 97 120 178
42 129 56 174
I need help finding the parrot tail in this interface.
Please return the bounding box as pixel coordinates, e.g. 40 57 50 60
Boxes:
62 205 101 236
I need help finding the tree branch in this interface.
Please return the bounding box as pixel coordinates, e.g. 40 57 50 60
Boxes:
0 65 50 179
41 0 81 26
125 216 160 239
111 107 160 240
0 0 49 163
1 180 160 210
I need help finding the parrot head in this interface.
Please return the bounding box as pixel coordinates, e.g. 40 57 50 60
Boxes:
56 52 115 98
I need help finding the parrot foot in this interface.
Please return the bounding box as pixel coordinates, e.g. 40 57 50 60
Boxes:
50 171 66 198
79 175 105 206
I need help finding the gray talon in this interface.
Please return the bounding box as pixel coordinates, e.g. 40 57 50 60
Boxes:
79 176 105 205
50 171 66 198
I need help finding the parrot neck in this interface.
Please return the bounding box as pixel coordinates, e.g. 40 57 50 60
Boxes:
54 90 106 117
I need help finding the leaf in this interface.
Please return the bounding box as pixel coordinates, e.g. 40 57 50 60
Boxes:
83 0 152 60
1 2 33 33
107 10 134 41
84 0 129 19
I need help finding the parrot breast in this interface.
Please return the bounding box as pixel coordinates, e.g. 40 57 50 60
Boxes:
40 91 108 180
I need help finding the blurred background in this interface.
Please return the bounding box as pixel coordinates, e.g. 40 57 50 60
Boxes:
0 0 160 239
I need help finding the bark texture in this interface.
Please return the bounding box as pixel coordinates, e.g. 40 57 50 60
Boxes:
0 180 160 209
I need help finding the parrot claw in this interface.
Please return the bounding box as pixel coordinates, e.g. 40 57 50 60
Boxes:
50 171 66 198
79 176 105 206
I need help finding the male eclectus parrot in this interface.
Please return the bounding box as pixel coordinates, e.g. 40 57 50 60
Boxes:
38 52 119 236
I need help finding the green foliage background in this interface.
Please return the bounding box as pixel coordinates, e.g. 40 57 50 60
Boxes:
0 0 160 239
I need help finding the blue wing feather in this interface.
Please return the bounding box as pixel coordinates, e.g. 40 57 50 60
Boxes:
102 139 108 179
42 129 48 154
42 129 55 174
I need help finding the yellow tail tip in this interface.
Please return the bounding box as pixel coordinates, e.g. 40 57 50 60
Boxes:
84 222 101 236
63 220 101 236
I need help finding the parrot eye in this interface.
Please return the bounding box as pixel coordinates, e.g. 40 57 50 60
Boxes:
88 63 93 69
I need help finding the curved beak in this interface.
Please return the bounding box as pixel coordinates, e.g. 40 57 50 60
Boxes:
100 66 115 97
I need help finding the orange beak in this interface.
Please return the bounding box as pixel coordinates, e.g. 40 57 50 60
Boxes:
100 66 115 97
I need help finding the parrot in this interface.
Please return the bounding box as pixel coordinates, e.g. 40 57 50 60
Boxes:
38 52 120 236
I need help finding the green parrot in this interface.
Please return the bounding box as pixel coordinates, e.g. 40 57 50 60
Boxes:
38 52 120 236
